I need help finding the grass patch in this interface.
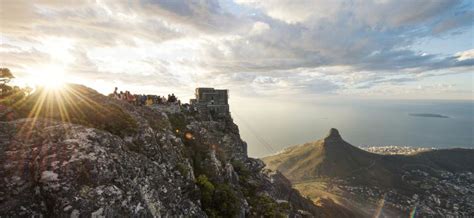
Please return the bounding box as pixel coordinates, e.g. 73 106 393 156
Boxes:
0 85 137 137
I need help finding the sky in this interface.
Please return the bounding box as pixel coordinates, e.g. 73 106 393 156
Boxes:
0 0 473 101
1 0 473 157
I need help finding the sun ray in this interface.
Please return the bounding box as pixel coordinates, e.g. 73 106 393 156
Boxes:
55 89 71 123
65 86 111 113
373 194 386 218
59 88 88 123
18 88 49 137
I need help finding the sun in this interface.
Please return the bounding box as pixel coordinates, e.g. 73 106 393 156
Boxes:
26 65 67 90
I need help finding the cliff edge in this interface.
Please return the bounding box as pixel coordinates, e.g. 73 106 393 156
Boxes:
0 84 319 217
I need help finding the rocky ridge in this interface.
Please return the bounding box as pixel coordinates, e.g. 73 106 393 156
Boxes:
0 85 319 217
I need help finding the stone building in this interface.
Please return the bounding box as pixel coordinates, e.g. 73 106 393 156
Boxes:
190 87 229 117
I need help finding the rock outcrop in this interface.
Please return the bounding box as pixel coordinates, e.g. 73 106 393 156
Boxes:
0 85 320 217
324 128 342 141
0 119 203 217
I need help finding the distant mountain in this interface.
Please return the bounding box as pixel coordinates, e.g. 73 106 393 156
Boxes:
263 128 474 190
263 128 474 217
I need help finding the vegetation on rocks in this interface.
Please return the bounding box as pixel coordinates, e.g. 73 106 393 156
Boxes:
1 85 137 136
195 174 239 217
232 160 288 217
0 78 321 217
168 113 187 133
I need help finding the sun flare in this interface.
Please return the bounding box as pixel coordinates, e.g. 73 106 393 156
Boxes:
25 65 67 90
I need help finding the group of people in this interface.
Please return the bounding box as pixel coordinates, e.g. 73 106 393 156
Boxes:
111 87 179 106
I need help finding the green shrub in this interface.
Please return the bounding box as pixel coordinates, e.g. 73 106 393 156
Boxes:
232 160 251 181
185 142 205 176
196 174 217 216
168 113 187 133
248 194 286 217
195 174 240 217
232 163 287 217
212 183 240 217
0 88 25 106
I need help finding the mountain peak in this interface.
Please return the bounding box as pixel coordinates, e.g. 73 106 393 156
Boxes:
324 128 342 141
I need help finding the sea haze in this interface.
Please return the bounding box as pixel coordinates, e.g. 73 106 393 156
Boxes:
231 99 474 157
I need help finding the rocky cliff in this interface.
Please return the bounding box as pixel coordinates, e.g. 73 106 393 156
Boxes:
0 85 319 217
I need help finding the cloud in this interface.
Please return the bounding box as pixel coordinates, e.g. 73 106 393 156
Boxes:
0 0 472 99
455 49 474 61
235 0 461 27
249 21 270 35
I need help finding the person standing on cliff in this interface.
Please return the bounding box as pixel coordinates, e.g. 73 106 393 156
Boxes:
113 87 119 99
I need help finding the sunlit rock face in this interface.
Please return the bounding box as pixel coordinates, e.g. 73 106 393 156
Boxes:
0 85 320 217
0 119 203 217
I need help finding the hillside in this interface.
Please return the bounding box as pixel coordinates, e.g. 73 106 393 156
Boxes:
262 128 474 216
263 128 474 188
0 84 321 217
263 129 378 182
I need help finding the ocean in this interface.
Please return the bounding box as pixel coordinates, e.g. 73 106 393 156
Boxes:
231 99 474 157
